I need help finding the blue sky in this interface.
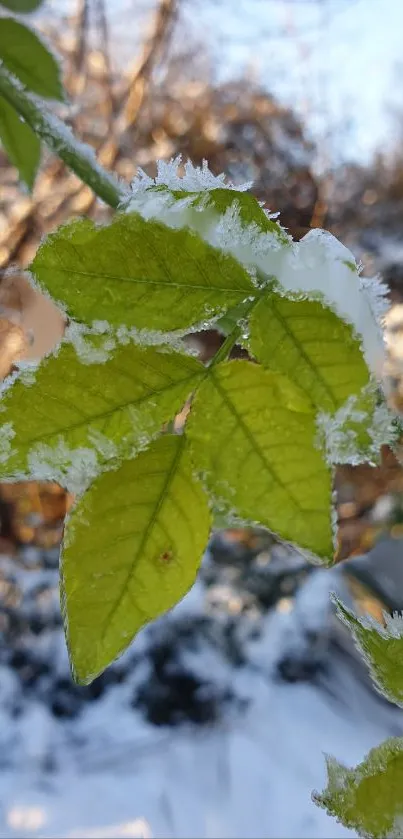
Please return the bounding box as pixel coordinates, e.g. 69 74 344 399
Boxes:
184 0 403 166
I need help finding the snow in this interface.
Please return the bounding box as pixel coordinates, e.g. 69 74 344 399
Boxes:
316 390 398 466
0 553 402 839
27 439 100 495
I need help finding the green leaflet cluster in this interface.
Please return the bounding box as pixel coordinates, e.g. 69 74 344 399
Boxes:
0 172 396 687
0 0 63 188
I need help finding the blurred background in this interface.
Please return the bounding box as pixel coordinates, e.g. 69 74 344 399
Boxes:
2 0 403 836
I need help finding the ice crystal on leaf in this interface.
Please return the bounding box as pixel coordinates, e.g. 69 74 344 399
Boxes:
129 155 253 195
0 422 15 465
316 388 398 466
27 439 100 495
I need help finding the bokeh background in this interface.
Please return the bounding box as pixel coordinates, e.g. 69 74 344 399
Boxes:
2 1 403 836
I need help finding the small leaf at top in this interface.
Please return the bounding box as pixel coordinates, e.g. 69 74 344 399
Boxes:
0 0 43 10
334 598 403 707
0 18 63 100
62 434 211 683
248 292 370 413
0 340 203 493
30 214 255 332
314 737 403 839
187 360 333 559
0 94 40 189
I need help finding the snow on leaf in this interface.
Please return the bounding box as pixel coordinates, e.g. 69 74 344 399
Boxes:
187 360 333 560
0 340 203 492
30 214 255 333
272 229 387 376
314 737 403 839
333 598 403 707
61 434 211 683
316 387 398 466
129 155 253 195
126 159 386 377
248 291 371 414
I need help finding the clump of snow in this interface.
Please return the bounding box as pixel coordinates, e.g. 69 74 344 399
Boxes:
316 389 398 466
27 439 99 495
0 422 15 465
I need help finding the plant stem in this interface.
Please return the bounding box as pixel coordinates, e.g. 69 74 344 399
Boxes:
208 295 260 369
0 66 126 209
208 322 243 369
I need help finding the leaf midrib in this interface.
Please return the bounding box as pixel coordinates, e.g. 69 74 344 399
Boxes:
262 298 338 410
35 264 255 295
211 370 310 513
14 370 201 452
99 435 186 643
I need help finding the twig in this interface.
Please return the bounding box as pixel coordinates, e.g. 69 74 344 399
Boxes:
0 67 126 210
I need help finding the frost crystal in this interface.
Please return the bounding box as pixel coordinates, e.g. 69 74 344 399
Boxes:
27 440 99 495
87 430 119 461
359 275 390 324
65 321 116 364
0 423 15 464
316 390 398 466
13 359 40 387
129 155 252 195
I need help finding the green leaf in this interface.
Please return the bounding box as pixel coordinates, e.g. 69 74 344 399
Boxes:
248 292 370 413
0 93 40 188
30 214 255 332
0 341 203 491
0 19 63 100
0 0 43 10
187 360 333 559
334 598 403 706
62 434 211 684
314 738 403 839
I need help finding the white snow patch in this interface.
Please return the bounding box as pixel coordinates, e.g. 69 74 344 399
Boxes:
0 422 15 464
65 321 117 365
27 439 99 494
316 389 398 466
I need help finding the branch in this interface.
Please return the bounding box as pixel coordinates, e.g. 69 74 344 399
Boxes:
0 66 126 210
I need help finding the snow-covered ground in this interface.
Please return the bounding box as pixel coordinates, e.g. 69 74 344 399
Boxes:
0 546 401 839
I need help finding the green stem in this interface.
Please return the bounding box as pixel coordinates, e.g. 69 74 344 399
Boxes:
208 295 261 369
0 66 126 209
208 321 243 369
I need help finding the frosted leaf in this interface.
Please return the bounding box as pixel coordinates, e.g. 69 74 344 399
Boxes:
271 230 387 376
126 159 385 379
27 439 100 495
334 597 403 708
129 155 252 195
0 423 15 464
316 387 398 466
